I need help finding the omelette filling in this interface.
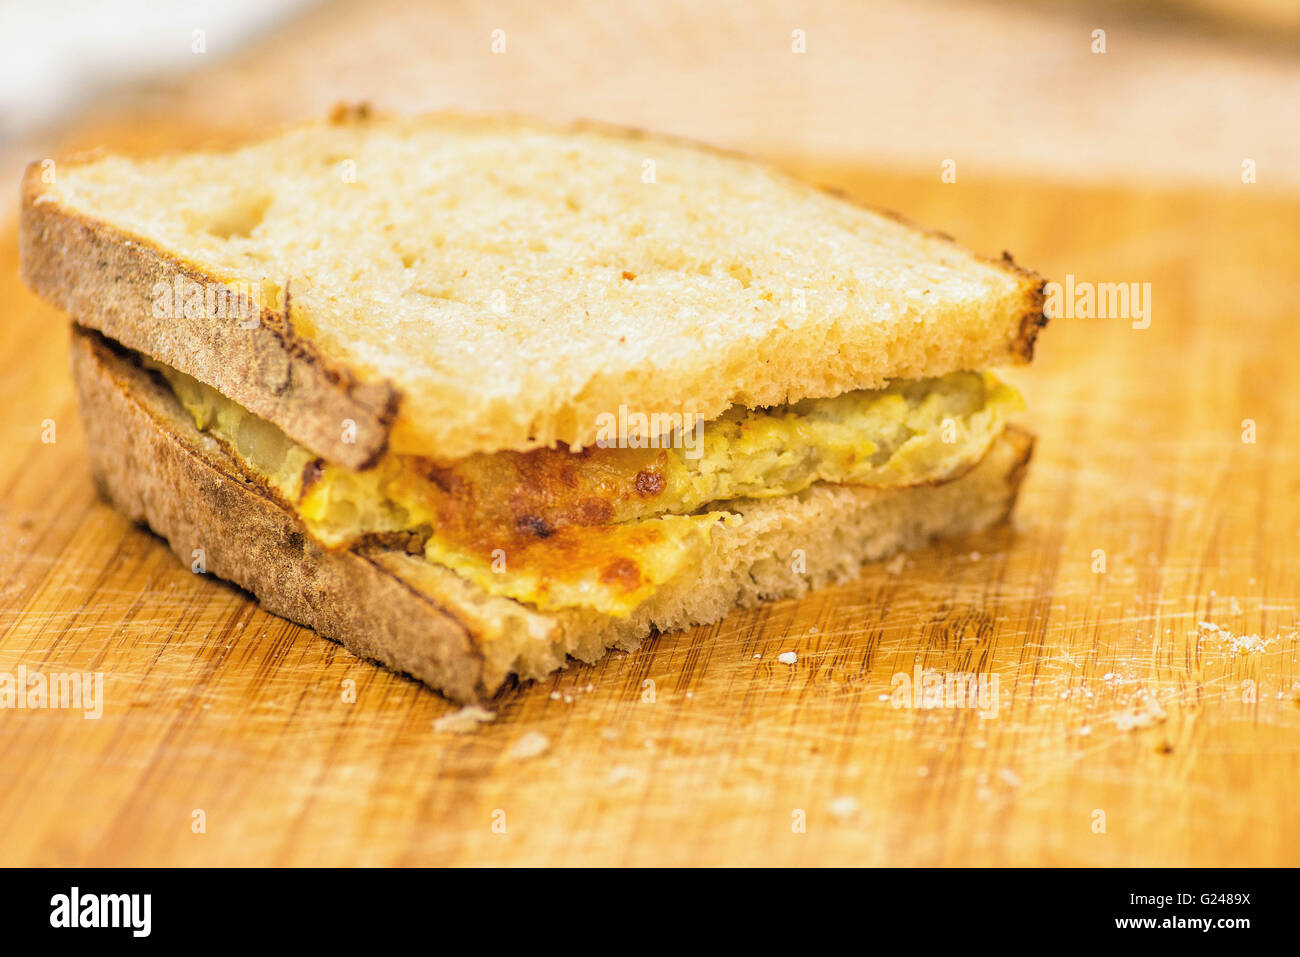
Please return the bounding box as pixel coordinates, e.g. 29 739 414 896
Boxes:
150 360 1021 616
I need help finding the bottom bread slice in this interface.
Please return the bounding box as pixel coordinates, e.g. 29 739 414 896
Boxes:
70 326 1034 702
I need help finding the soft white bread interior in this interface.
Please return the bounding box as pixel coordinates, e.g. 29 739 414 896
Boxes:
31 108 1046 466
71 325 1033 702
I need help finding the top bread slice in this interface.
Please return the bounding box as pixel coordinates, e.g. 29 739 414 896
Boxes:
21 107 1046 468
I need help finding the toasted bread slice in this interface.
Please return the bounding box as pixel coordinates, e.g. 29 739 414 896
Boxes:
32 109 1046 467
71 325 1033 702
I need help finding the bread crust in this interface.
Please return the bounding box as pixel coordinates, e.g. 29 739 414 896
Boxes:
70 324 1034 702
28 110 1048 464
70 326 487 699
22 167 399 469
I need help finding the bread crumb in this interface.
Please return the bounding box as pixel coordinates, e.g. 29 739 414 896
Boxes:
1114 692 1167 731
607 765 639 786
883 554 907 575
1197 620 1287 656
433 705 495 733
828 796 859 820
777 651 798 665
507 731 551 760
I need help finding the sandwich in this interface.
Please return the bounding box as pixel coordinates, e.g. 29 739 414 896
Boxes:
19 108 1047 702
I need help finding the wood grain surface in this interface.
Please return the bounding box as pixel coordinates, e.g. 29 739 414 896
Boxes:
1 1 1297 867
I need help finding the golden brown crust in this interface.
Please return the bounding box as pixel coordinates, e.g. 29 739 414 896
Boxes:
70 325 488 700
21 164 399 470
997 251 1050 362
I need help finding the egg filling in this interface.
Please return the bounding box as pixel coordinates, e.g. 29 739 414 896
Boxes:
151 361 1020 615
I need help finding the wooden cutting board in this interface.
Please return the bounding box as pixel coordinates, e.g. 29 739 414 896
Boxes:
2 0 1298 864
2 162 1296 866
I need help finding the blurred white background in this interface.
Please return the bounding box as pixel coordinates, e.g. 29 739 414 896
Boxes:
0 0 312 140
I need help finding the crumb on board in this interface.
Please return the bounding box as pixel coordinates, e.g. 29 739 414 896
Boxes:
433 705 495 733
1197 620 1290 656
1114 691 1167 732
828 796 860 820
507 730 551 760
777 651 798 665
607 765 639 786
